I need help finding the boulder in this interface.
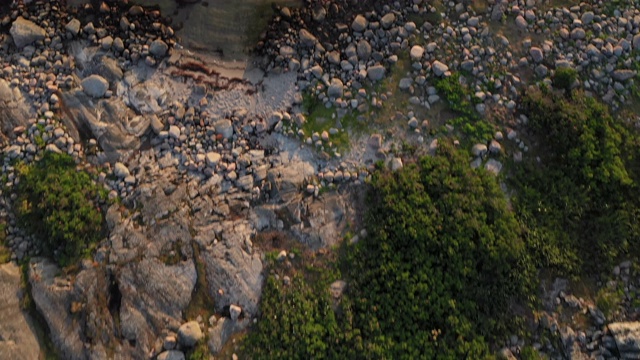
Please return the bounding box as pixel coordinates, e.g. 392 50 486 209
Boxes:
0 263 41 360
529 47 543 63
327 78 344 98
515 15 527 29
472 143 488 157
431 61 449 76
113 162 130 178
65 18 81 36
612 69 636 82
81 75 109 98
206 152 221 167
10 17 46 48
229 304 242 321
352 15 368 32
178 321 203 348
608 322 640 358
357 39 372 60
149 39 169 57
367 65 386 81
214 119 233 139
380 13 396 29
208 318 249 355
299 29 318 47
157 350 185 360
410 45 424 61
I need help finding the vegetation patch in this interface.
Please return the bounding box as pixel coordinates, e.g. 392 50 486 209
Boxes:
434 73 495 144
510 88 640 275
14 151 107 267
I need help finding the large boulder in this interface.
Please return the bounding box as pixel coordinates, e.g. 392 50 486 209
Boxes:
327 78 344 98
367 65 386 81
0 78 32 141
608 322 640 358
177 321 203 348
81 75 109 98
432 61 449 76
149 39 169 57
351 14 368 32
299 29 318 48
0 263 40 360
10 17 46 48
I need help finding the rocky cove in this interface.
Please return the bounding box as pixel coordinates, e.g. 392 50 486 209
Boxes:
0 0 639 359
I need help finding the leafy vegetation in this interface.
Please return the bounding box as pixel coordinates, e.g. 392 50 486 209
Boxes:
552 67 578 92
510 89 640 274
435 73 495 143
14 151 107 267
244 143 534 359
345 143 534 358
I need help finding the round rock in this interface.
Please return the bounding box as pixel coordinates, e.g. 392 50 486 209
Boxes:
177 321 203 348
149 39 169 57
81 75 109 98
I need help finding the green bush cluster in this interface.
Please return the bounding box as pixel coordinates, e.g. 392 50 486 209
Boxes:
511 89 640 274
435 73 494 143
552 67 578 91
245 144 534 359
14 151 107 266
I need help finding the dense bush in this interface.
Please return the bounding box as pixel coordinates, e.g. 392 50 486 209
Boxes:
345 143 534 359
14 151 106 266
511 89 640 274
552 67 578 91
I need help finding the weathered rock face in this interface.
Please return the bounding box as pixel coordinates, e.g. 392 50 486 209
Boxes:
10 17 46 48
59 89 140 162
0 78 32 142
607 322 640 359
0 263 41 360
28 259 113 360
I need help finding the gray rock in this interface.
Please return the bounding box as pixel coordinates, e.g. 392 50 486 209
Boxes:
633 34 640 51
529 47 543 63
461 59 474 71
149 39 169 57
489 140 502 154
410 45 424 61
178 321 203 348
472 143 488 157
491 0 508 21
299 29 318 47
352 15 368 32
157 350 185 360
0 263 41 360
0 79 32 141
570 28 586 40
390 157 403 171
484 159 503 175
608 322 640 357
10 17 46 48
214 119 234 139
380 13 396 29
432 61 449 76
169 125 181 139
65 18 81 36
367 65 386 81
581 11 594 24
368 134 382 149
357 39 372 60
612 69 636 82
229 304 242 321
207 318 249 354
534 64 548 77
328 78 344 98
114 162 130 178
81 75 109 98
515 15 527 29
399 78 413 90
206 152 221 166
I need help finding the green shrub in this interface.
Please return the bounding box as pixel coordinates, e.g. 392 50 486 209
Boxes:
14 151 106 266
552 67 578 91
511 89 640 274
345 142 534 359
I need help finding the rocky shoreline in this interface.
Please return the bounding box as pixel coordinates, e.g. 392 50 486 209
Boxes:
0 0 639 359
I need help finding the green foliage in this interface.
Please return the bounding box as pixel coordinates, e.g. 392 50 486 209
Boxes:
243 267 359 359
345 142 534 359
14 152 106 267
510 89 640 274
552 67 578 92
186 339 209 360
435 73 494 143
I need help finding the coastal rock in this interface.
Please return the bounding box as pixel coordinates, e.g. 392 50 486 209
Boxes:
367 65 386 81
81 75 109 98
328 78 344 98
10 17 46 48
352 15 368 32
607 322 640 357
299 29 318 47
149 39 169 57
0 263 40 360
65 18 81 36
178 321 203 348
432 61 449 76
